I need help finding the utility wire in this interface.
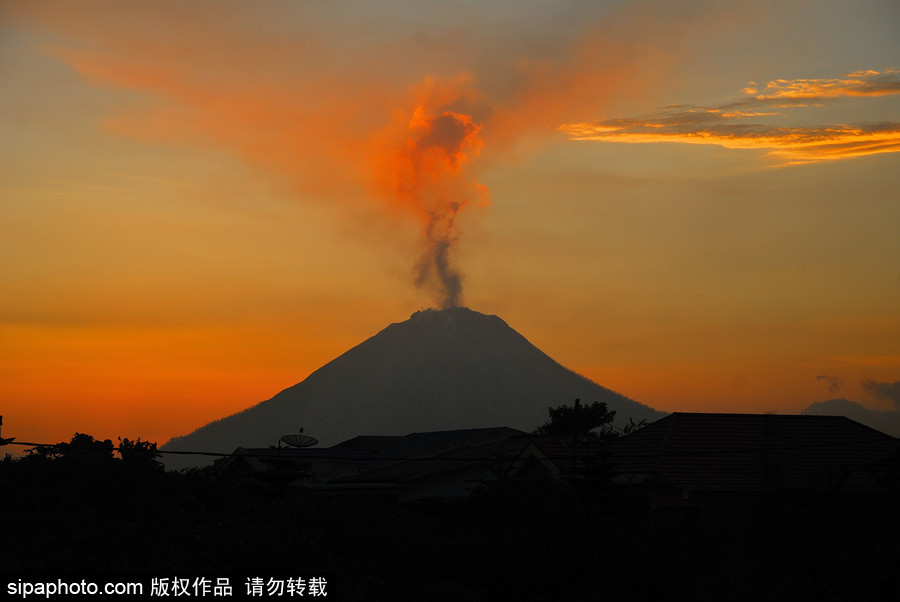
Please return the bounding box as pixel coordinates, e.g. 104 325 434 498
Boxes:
4 435 898 464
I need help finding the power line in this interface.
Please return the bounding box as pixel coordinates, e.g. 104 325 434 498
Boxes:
4 435 897 465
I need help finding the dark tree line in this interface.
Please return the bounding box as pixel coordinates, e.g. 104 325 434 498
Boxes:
11 432 164 476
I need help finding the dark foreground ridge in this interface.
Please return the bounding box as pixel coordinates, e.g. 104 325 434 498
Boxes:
3 442 899 601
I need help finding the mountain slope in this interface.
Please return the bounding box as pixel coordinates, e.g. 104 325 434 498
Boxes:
162 307 664 466
803 398 900 436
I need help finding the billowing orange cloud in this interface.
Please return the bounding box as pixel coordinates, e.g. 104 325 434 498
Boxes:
4 0 733 305
561 69 900 165
381 107 488 308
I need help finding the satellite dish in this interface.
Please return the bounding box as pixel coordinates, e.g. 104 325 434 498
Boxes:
280 433 318 448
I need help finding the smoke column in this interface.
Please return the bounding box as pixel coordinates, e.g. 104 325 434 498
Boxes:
391 107 488 308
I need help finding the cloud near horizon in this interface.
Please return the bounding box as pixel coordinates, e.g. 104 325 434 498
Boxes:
816 374 843 394
560 69 900 165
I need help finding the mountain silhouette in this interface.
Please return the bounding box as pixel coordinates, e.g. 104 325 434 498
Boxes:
162 307 664 467
803 398 900 436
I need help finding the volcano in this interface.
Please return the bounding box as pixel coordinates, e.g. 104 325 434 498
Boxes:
162 307 664 467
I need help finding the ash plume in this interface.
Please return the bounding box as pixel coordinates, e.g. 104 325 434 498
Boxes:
414 211 463 309
16 1 705 305
393 108 487 308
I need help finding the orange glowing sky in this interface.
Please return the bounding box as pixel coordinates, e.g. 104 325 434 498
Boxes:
2 0 899 448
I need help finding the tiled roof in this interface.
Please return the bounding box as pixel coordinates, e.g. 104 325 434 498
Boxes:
335 427 529 483
329 435 401 450
352 427 523 460
610 413 898 492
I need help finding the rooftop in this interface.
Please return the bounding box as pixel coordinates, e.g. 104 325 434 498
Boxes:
610 412 898 492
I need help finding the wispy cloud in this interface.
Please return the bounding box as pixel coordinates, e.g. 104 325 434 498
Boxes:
830 355 900 368
862 379 900 409
560 69 900 165
816 374 843 394
751 70 900 102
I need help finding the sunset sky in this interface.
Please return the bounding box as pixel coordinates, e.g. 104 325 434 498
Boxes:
2 0 899 449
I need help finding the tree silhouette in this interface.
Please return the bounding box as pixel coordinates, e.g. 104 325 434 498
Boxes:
534 399 617 440
54 432 116 472
534 399 617 479
118 437 164 475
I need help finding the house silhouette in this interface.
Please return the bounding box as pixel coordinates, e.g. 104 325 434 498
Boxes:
609 412 899 510
219 413 899 506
